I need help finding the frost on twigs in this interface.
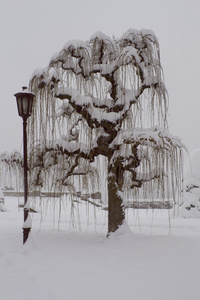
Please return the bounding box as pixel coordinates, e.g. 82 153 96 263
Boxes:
27 29 185 234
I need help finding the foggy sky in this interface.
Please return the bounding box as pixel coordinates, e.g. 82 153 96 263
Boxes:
0 0 199 155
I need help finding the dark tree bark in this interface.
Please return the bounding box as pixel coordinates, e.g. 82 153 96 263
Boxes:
107 162 125 234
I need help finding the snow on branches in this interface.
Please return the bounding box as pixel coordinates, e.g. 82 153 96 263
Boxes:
27 29 184 232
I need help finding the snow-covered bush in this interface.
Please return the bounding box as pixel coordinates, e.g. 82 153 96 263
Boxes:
180 149 200 218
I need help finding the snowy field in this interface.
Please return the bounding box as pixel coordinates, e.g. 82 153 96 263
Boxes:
1 197 200 300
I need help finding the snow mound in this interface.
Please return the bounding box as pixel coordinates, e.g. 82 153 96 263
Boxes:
108 221 133 241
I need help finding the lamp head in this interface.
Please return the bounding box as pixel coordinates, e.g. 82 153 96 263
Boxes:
14 87 35 119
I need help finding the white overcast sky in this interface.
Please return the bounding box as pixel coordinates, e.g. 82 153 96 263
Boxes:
0 0 199 155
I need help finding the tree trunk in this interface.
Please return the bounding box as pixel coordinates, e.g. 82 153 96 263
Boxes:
107 164 125 235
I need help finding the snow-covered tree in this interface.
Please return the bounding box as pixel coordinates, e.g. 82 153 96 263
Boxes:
0 151 23 190
180 149 200 218
28 29 183 234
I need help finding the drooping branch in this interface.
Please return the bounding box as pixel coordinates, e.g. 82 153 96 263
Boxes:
111 126 184 150
29 141 99 190
54 76 165 133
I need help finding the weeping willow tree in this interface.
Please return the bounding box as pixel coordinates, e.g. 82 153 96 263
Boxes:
28 29 183 234
0 151 23 191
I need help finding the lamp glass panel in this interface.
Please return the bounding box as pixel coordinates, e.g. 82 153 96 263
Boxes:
22 97 29 115
28 97 33 115
17 97 22 116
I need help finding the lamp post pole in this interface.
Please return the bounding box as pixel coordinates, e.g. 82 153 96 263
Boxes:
14 87 35 244
23 117 30 244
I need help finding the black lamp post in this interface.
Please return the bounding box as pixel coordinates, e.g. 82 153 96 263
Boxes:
14 87 35 244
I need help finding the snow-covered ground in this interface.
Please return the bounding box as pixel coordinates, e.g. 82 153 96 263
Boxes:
1 197 200 300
